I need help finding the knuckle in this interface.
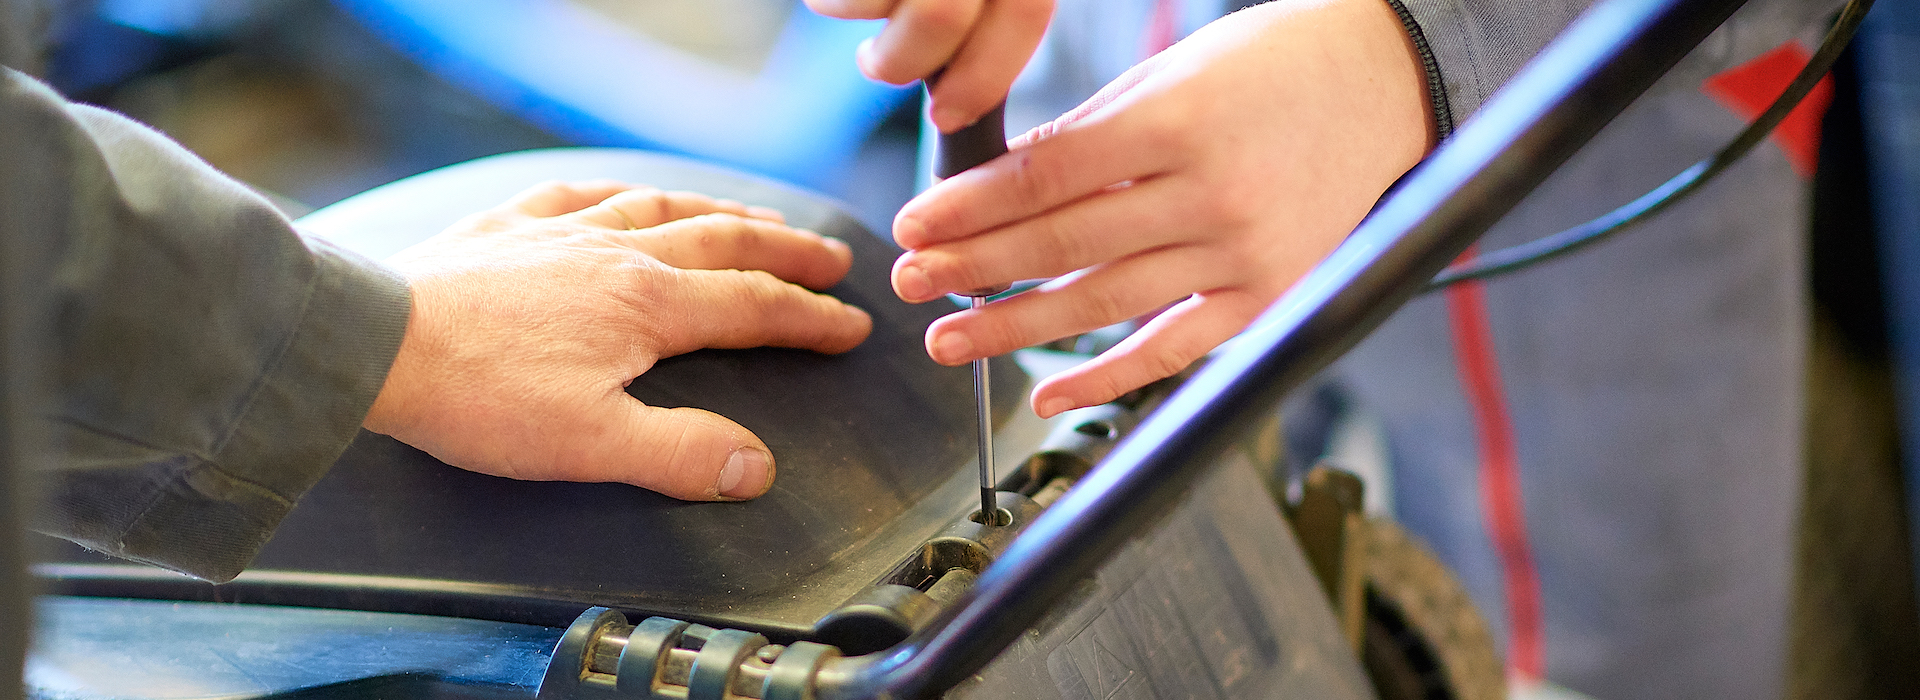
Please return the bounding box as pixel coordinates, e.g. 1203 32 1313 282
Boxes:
636 189 669 221
1078 288 1132 330
729 224 763 252
665 189 708 211
721 213 759 238
1086 371 1132 407
1141 346 1192 384
1206 179 1266 231
649 416 718 499
976 312 1023 355
738 270 788 303
1136 112 1192 156
1034 217 1089 268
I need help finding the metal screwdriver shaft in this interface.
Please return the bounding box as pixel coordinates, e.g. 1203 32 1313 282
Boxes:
929 86 1011 525
971 296 996 521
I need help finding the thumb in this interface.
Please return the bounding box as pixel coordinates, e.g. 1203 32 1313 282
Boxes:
581 397 777 501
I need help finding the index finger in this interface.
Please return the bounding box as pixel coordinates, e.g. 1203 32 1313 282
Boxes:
570 187 770 231
605 213 855 291
660 267 874 357
893 106 1173 250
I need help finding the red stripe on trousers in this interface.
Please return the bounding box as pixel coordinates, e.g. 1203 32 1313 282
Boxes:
1443 257 1545 682
1701 41 1834 179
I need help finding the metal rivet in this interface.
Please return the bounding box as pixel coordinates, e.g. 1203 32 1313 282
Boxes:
756 644 785 663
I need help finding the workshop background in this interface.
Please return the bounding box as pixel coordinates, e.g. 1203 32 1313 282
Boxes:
36 0 923 231
19 0 1920 698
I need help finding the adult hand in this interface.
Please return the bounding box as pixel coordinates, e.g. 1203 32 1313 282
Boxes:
362 181 873 501
805 0 1053 132
888 0 1437 418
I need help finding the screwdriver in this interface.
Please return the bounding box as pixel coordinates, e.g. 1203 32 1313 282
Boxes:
930 92 1010 526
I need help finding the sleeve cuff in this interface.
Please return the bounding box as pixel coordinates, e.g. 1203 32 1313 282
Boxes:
111 239 410 581
1388 0 1593 138
1382 0 1458 140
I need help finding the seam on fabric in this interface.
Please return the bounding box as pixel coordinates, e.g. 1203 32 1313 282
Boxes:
51 416 296 509
203 242 323 463
1383 0 1457 139
108 457 291 555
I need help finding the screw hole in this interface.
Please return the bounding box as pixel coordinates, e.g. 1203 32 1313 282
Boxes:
1074 421 1117 440
969 507 1013 527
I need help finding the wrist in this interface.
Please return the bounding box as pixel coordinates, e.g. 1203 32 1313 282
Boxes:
1377 0 1452 143
363 278 433 437
1236 0 1437 173
1335 0 1440 160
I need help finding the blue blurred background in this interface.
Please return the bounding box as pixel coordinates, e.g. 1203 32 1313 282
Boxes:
42 0 922 229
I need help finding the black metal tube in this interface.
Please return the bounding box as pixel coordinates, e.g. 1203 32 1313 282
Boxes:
841 0 1755 696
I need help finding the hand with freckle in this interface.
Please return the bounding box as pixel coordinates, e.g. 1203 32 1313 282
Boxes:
821 0 1438 418
363 181 873 501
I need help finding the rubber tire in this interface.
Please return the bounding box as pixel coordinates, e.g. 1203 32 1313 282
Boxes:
1360 518 1506 700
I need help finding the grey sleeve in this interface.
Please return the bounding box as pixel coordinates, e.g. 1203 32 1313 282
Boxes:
2 68 411 582
1383 0 1594 137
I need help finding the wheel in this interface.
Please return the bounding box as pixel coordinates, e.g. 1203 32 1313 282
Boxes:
1361 518 1506 700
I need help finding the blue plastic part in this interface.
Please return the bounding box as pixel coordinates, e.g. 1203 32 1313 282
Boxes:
1858 3 1920 615
27 596 563 699
331 0 914 187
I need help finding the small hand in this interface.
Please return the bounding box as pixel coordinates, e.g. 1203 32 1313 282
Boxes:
887 0 1436 417
364 181 873 500
805 0 1054 132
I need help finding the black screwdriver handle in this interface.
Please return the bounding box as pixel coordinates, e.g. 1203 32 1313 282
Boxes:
933 98 1009 180
927 85 1012 298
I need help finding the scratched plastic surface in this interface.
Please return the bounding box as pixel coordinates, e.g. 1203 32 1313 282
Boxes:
947 457 1373 700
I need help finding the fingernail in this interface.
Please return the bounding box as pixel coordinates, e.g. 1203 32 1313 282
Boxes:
897 264 934 302
823 236 851 258
1038 397 1074 419
931 330 973 364
930 105 970 133
854 38 881 78
895 215 930 248
719 447 772 499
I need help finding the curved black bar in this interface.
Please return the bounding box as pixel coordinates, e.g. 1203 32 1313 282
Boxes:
839 0 1754 696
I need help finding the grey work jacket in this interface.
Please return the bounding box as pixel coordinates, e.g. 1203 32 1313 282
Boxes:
0 67 410 584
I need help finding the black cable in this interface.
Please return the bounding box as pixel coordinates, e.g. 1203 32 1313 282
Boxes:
1423 0 1875 292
